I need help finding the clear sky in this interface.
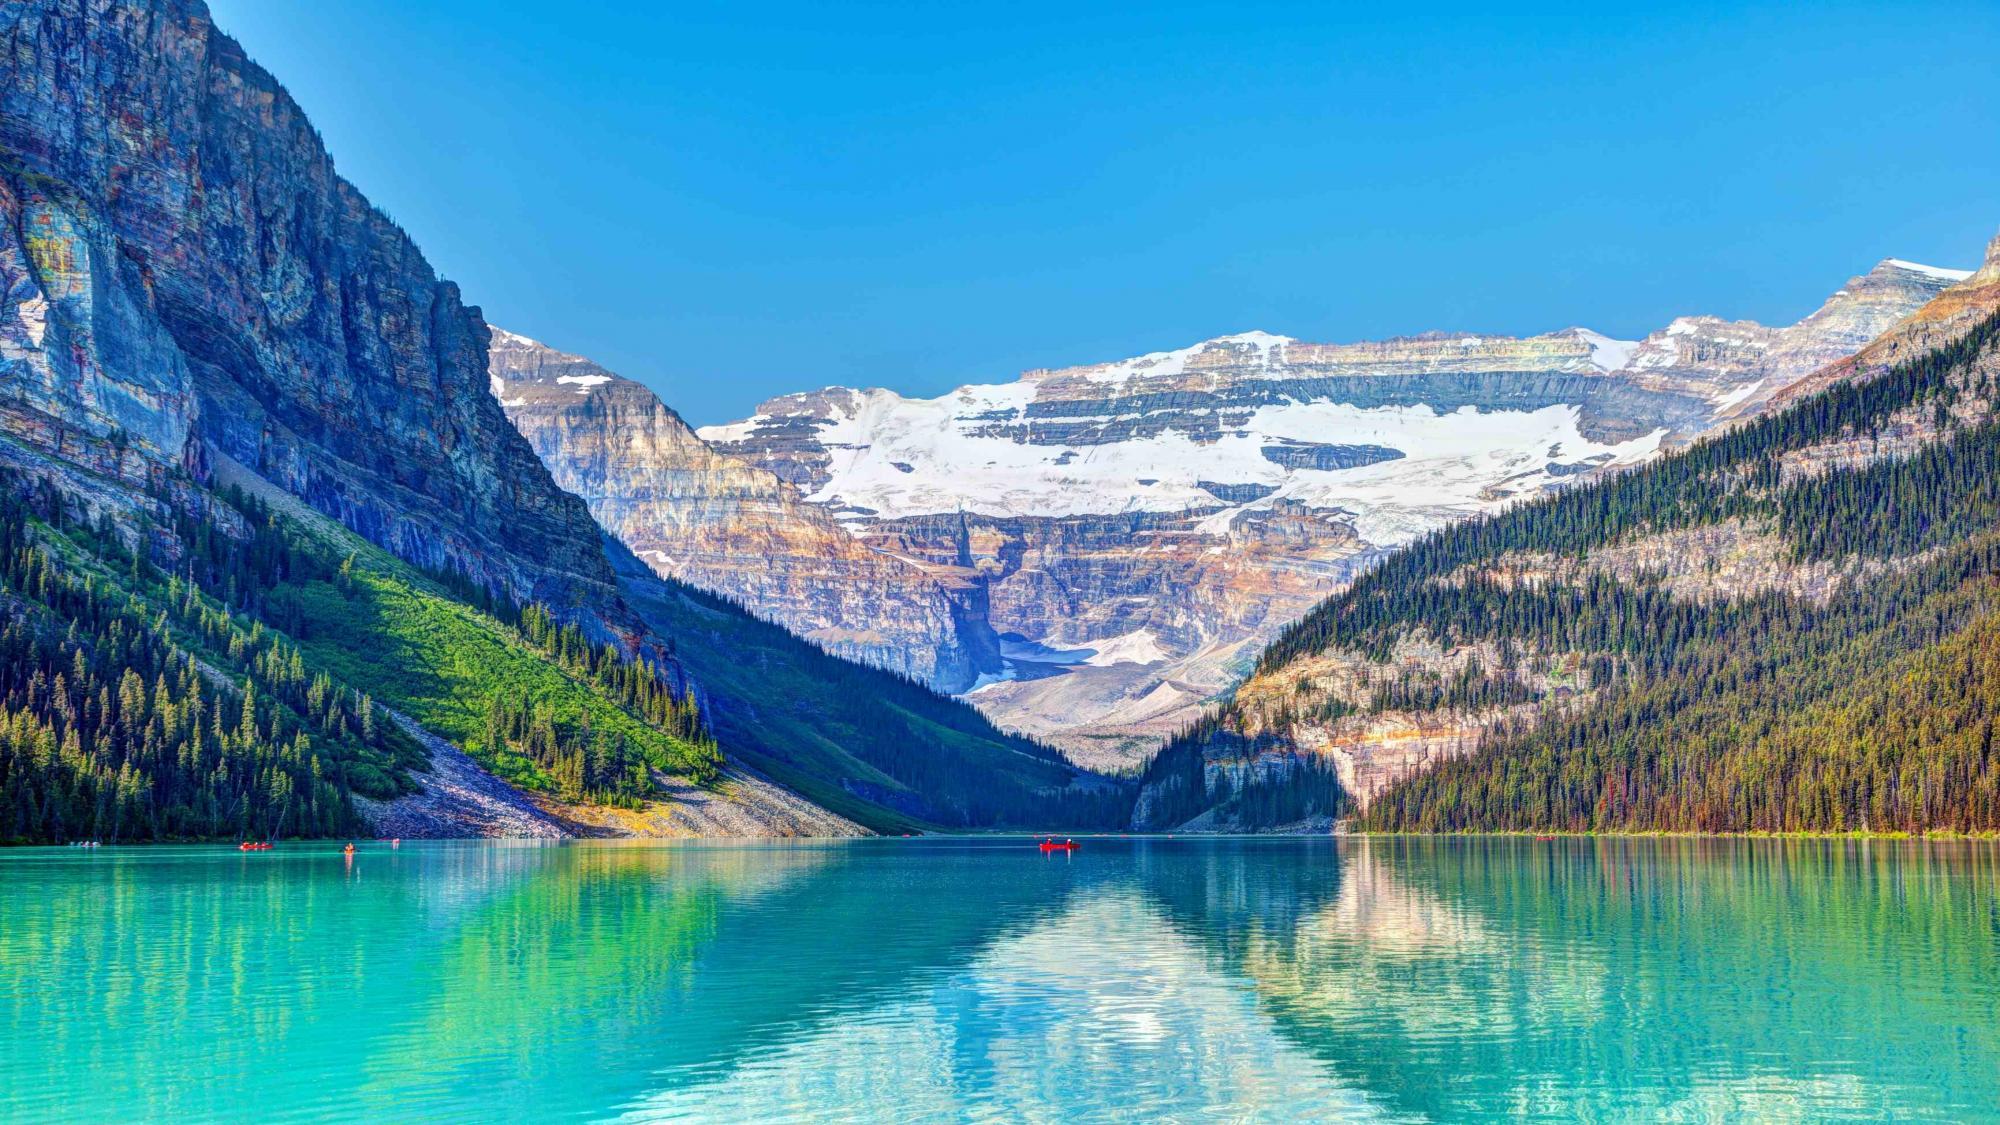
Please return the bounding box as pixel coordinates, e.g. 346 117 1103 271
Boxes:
208 0 2000 425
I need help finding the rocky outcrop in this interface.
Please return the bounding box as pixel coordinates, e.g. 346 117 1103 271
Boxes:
696 261 1960 764
0 0 608 603
488 328 1000 688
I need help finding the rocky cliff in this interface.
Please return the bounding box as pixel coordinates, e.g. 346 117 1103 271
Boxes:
694 260 1960 766
0 0 609 603
489 328 1000 686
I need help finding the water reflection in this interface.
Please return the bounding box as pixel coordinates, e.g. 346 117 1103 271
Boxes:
618 888 1395 1123
2 837 1997 1122
1138 837 2000 1121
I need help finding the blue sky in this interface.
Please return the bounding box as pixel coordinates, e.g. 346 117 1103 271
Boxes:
209 0 2000 425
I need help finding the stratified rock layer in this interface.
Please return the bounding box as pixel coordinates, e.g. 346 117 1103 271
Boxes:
489 329 998 687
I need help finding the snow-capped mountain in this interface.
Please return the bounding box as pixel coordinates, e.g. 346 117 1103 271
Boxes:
489 329 1000 687
688 258 1962 764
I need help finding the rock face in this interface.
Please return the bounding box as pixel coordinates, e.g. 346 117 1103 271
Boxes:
694 261 1960 766
489 328 999 686
0 0 607 602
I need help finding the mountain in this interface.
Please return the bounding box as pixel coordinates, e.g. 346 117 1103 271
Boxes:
0 0 1117 842
489 329 1000 687
1134 233 2000 833
688 261 1957 766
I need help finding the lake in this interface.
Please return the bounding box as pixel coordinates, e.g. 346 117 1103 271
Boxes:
2 836 1996 1122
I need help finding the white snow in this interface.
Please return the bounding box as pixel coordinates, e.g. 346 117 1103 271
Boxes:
964 669 1018 693
737 368 1668 552
1080 629 1169 667
1057 332 1295 387
697 416 765 443
1885 259 1973 282
16 294 47 349
557 374 611 392
1711 379 1764 411
1572 328 1639 372
998 636 1091 665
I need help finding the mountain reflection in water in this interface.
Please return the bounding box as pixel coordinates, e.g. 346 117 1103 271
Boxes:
1 837 1995 1122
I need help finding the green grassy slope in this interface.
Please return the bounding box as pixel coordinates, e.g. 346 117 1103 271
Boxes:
206 465 721 803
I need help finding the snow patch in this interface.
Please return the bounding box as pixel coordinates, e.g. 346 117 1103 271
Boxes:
1081 630 1169 667
1059 332 1294 387
1572 328 1639 372
697 416 766 443
1885 259 1973 282
769 374 1668 553
1711 379 1764 411
487 325 540 349
964 670 1018 693
16 294 46 348
558 374 611 392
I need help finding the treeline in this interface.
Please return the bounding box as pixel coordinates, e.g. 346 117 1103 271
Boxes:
480 695 650 807
516 603 711 754
0 478 423 843
1132 716 1346 829
1363 532 2000 833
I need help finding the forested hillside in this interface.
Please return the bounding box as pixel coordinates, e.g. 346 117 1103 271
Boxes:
1138 260 2000 834
0 468 735 843
0 478 415 842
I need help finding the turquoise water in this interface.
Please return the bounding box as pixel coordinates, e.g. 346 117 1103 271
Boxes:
2 837 1998 1122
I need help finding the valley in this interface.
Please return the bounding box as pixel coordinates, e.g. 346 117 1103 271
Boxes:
491 259 1963 770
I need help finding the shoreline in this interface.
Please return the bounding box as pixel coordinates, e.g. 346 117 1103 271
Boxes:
13 827 2000 848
